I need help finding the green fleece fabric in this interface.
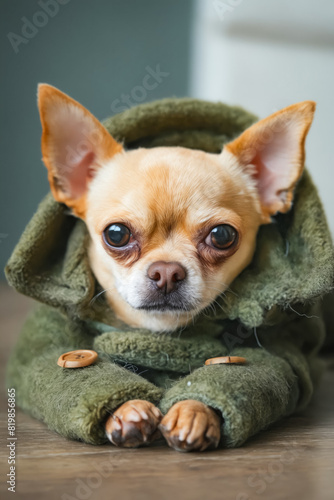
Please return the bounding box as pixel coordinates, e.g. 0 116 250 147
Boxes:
5 98 334 447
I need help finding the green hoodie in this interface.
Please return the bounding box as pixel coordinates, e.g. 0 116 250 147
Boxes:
5 98 334 448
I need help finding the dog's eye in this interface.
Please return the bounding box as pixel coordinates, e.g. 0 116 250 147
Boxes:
103 224 131 247
207 224 238 250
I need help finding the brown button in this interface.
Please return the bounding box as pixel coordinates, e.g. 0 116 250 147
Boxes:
57 350 98 368
205 356 246 366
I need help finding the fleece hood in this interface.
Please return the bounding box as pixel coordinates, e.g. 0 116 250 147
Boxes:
6 97 334 449
5 98 334 329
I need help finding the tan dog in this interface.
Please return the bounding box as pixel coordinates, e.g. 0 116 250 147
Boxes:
38 84 315 451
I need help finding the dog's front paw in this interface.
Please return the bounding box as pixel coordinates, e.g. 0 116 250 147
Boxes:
159 400 221 452
105 400 163 448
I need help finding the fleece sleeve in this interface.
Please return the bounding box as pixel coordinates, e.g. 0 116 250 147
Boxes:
6 305 163 445
159 310 326 448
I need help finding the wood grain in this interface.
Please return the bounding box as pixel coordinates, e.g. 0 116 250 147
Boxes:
0 283 333 500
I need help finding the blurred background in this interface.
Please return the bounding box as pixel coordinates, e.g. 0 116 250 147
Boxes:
1 0 333 277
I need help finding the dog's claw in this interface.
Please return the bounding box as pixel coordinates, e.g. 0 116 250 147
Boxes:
105 400 162 448
110 428 122 446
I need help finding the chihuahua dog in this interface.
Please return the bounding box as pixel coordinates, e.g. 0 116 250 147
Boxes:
38 84 315 451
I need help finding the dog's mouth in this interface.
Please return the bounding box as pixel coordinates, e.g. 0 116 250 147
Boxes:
136 303 195 312
134 294 198 313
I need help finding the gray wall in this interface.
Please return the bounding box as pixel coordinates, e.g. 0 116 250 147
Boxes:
0 0 193 278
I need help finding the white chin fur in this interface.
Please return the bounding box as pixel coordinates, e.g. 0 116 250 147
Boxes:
127 309 198 333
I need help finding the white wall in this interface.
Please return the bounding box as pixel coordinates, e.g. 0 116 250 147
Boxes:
190 0 334 235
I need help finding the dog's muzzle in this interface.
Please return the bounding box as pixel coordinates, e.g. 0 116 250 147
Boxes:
136 261 196 312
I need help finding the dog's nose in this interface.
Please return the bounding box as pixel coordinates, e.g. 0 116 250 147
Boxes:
147 261 186 294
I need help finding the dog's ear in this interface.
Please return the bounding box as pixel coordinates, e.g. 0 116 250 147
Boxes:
37 84 123 218
222 101 316 222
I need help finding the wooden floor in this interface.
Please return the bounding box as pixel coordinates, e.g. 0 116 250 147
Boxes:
0 284 333 500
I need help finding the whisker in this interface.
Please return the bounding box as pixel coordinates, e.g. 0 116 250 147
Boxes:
203 280 239 297
89 286 116 305
211 298 227 314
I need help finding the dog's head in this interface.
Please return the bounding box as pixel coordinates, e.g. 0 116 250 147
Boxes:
38 85 315 331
